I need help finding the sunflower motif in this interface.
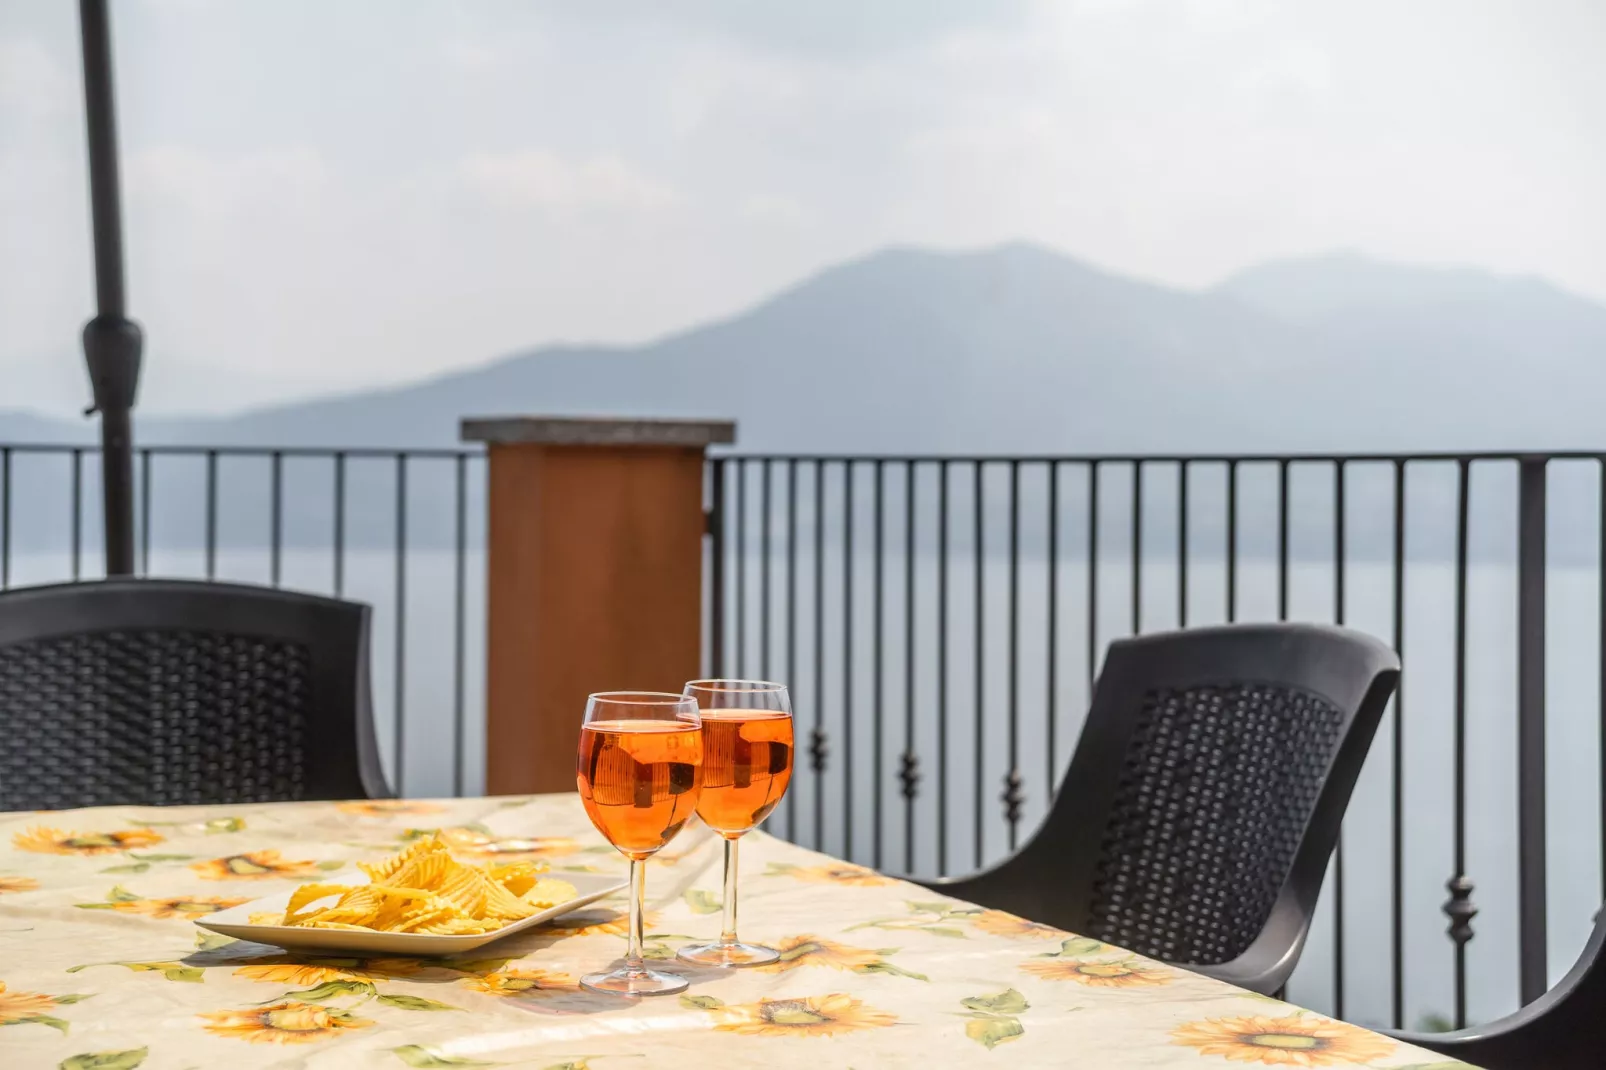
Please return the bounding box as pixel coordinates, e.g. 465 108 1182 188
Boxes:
231 957 423 986
0 982 57 1024
190 851 322 881
335 800 444 817
713 993 898 1037
1021 957 1174 988
461 967 579 996
233 963 366 986
96 895 250 919
0 877 39 895
1171 1015 1396 1066
971 910 1065 939
756 935 882 973
779 863 894 887
198 1000 373 1044
11 826 164 855
550 909 663 938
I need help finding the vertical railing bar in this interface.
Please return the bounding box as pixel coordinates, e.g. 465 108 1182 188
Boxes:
735 460 747 677
761 459 773 682
0 447 9 590
785 459 798 836
1178 460 1188 627
204 449 218 580
937 459 950 875
843 460 856 861
1005 459 1022 850
332 452 346 597
812 460 826 852
269 451 284 588
1516 457 1549 1006
1451 458 1471 1030
139 449 151 576
1600 459 1606 902
452 454 468 798
1046 461 1059 797
1226 461 1238 622
973 460 985 869
872 459 885 869
708 459 726 679
1131 460 1142 634
71 449 84 582
1333 459 1347 1021
1087 461 1100 693
903 460 917 874
394 454 408 795
1277 459 1290 621
1390 458 1407 1030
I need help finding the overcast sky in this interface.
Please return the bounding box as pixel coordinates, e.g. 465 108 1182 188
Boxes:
2 0 1603 414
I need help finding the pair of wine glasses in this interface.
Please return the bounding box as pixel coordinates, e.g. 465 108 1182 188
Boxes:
575 679 793 996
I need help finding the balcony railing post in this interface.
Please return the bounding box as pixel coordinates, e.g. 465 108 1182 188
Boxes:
461 416 735 795
1517 456 1549 1005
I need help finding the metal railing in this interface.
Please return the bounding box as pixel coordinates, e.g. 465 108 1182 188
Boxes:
704 450 1606 1031
0 443 488 798
4 439 1600 1031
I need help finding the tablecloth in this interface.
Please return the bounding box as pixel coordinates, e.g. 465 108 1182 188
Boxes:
0 795 1472 1068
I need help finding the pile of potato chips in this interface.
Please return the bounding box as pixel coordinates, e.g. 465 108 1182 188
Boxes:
280 836 578 935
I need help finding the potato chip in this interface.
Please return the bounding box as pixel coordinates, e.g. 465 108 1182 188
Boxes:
281 834 577 935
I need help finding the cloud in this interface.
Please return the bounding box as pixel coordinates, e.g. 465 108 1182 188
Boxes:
127 146 328 214
458 150 677 212
0 37 72 119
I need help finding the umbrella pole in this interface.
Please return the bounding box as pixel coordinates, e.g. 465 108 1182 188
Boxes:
78 0 141 577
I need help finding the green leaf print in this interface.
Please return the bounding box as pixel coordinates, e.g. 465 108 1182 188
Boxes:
377 993 461 1012
964 1017 1024 1049
855 961 929 981
683 889 722 914
389 1045 499 1068
278 979 375 1002
679 994 724 1010
961 989 1028 1015
59 1048 148 1070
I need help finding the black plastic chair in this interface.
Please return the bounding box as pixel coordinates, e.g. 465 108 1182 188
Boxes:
924 622 1399 996
0 578 390 809
1391 908 1605 1070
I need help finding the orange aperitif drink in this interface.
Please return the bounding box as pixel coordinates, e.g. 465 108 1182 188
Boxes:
577 719 702 857
575 692 703 997
695 709 794 833
677 680 794 969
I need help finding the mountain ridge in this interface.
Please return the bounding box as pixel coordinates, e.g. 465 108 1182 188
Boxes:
4 243 1603 454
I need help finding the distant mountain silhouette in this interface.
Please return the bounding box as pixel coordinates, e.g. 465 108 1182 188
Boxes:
6 243 1604 454
4 244 1602 556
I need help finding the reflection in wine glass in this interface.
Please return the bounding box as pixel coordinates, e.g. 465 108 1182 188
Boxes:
676 679 793 967
575 691 703 995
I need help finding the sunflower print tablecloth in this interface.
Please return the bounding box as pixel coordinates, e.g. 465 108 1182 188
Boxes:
0 795 1473 1069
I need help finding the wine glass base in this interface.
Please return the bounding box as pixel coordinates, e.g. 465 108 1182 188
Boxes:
677 940 781 967
580 967 689 996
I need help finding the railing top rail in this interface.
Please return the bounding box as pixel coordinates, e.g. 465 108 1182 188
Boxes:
712 449 1601 464
0 443 484 459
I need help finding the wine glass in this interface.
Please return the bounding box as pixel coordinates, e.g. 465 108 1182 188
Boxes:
676 679 793 967
576 691 703 995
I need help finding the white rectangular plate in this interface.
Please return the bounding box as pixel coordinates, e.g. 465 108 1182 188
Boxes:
196 871 626 955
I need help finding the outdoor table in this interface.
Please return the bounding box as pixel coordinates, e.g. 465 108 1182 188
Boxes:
1 796 1469 1068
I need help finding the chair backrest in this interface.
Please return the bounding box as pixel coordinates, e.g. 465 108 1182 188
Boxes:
0 578 389 809
962 623 1397 986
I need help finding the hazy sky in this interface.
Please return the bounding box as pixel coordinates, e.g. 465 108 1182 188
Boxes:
2 0 1603 414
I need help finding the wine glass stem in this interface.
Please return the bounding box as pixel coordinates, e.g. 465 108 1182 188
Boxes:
627 857 647 973
721 835 740 946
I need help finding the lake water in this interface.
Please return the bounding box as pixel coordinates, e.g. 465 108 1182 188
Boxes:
7 543 1602 1032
